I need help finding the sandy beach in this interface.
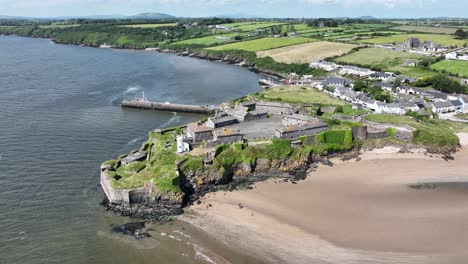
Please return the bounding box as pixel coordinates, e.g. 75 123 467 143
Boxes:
182 133 468 264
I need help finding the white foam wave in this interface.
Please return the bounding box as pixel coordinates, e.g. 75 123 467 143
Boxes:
160 113 181 128
123 86 141 95
127 137 141 145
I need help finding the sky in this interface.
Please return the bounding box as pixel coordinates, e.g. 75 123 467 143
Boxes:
0 0 465 19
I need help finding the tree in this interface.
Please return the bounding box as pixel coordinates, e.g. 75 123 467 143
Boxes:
455 29 467 39
353 80 367 92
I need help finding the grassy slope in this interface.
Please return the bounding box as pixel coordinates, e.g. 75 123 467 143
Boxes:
365 114 468 149
256 41 358 64
255 86 346 106
357 33 467 46
207 37 315 52
430 60 468 78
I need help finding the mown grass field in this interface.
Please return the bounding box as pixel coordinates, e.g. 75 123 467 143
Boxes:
334 47 438 77
172 33 243 46
207 37 315 52
391 25 458 34
430 60 468 77
122 23 178 28
357 33 467 46
335 47 423 67
255 86 346 106
256 41 358 64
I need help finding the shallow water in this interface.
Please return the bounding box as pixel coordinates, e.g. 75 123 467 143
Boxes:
0 35 262 264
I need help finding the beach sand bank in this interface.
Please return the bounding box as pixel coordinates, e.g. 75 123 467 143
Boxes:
181 134 468 264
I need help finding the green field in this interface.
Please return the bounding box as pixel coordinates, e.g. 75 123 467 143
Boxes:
335 47 429 76
430 60 468 77
391 25 458 34
357 33 467 46
39 23 81 29
172 33 243 46
207 37 315 52
122 23 178 28
255 86 346 106
221 22 286 32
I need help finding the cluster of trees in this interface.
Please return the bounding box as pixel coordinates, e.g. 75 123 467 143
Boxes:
455 29 468 39
353 80 392 102
414 73 467 94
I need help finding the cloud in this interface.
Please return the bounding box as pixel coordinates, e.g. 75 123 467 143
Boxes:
303 0 436 8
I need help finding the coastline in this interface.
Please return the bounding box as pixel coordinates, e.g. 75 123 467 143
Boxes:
181 133 468 264
0 34 286 80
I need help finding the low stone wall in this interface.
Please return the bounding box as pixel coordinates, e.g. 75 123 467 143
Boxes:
395 130 413 142
367 130 389 140
100 170 131 204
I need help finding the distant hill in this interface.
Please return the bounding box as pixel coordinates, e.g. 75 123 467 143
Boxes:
215 13 262 19
129 13 175 19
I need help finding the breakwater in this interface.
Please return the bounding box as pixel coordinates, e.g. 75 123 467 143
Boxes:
121 100 219 114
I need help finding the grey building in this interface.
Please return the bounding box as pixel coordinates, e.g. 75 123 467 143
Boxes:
187 122 214 142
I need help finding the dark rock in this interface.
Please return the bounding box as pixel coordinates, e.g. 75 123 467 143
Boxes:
111 222 146 236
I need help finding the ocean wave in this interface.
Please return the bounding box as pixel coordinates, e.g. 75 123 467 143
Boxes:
193 244 217 264
127 137 142 145
160 113 181 128
123 86 141 95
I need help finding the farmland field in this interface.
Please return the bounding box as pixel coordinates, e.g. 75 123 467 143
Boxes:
207 37 315 52
257 41 358 63
255 86 346 106
430 60 468 77
356 33 467 46
39 23 81 29
221 22 286 31
122 23 177 28
334 47 438 77
172 33 243 46
391 25 458 34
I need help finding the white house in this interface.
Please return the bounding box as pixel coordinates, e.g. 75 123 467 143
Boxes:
459 55 468 61
445 52 458 60
309 60 339 72
431 101 454 113
339 66 374 77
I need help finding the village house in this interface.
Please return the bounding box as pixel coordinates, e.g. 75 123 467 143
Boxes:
333 87 357 102
187 122 214 142
370 72 395 82
431 101 454 113
445 52 458 60
324 78 353 88
421 41 441 52
459 95 468 110
372 82 393 92
396 86 423 95
372 102 419 115
339 65 374 77
309 60 339 71
451 100 464 113
423 90 449 102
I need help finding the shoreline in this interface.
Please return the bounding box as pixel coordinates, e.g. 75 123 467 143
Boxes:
181 133 468 264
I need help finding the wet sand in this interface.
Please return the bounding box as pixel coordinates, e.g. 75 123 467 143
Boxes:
182 134 468 264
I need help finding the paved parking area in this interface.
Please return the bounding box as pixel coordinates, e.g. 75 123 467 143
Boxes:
216 116 283 139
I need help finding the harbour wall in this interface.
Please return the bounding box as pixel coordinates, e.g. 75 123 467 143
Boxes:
121 100 218 115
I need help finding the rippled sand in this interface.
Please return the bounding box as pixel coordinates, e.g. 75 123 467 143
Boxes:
182 134 468 264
